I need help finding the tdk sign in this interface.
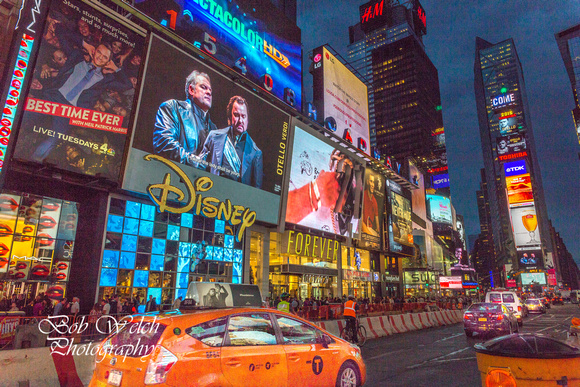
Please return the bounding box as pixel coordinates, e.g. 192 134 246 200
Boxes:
432 174 450 189
504 160 527 177
491 93 516 110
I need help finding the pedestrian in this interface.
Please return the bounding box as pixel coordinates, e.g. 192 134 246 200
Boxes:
172 296 182 310
53 298 67 316
101 299 110 315
70 297 80 316
145 295 157 312
9 302 19 312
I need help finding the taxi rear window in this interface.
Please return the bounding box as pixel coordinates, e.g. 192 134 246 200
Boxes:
186 317 228 347
108 322 166 357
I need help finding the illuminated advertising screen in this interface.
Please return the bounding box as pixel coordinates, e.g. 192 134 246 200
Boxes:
491 92 516 112
404 270 437 287
125 35 291 225
510 205 541 251
497 133 526 156
499 150 528 162
360 0 390 33
504 160 527 177
518 249 543 269
0 191 78 289
0 0 50 178
12 0 146 181
409 161 426 221
432 127 445 151
432 173 450 189
506 174 533 205
360 169 385 249
285 126 363 236
387 180 414 256
439 276 462 289
426 194 452 224
521 272 546 286
498 114 517 135
134 0 302 111
312 46 370 152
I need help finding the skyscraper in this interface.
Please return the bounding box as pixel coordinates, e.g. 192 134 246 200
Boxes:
555 24 580 145
474 37 552 284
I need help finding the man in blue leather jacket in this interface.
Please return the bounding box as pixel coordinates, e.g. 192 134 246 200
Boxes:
200 96 263 188
153 70 217 167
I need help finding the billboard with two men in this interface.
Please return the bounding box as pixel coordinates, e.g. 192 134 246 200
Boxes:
124 35 291 226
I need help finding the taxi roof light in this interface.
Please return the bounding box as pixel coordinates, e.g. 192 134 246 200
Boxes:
144 346 177 385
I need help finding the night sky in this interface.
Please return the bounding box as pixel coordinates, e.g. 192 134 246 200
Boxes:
298 0 580 265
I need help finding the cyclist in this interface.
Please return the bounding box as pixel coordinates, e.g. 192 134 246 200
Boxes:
343 295 359 342
277 293 296 315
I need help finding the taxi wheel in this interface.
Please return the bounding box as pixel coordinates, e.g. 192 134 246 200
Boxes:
336 361 360 387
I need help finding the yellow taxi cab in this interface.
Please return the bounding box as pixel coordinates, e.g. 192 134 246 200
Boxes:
89 283 366 387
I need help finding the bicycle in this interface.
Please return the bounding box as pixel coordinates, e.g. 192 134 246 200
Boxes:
339 316 367 347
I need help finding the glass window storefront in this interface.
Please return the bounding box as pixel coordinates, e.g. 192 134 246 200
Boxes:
341 247 374 299
269 232 338 300
100 197 244 312
0 191 79 302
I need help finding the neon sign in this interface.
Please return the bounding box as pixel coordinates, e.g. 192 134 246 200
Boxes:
0 34 35 172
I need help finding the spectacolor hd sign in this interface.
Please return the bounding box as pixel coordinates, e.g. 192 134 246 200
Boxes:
124 35 290 225
312 46 370 153
135 0 302 111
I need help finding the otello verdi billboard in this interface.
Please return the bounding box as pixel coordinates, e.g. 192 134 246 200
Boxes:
124 35 291 225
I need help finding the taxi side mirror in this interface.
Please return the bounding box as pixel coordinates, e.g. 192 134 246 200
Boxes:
317 334 330 348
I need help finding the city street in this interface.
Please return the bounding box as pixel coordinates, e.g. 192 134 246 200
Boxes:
362 304 580 386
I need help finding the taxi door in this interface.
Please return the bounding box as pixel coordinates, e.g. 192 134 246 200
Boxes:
273 314 337 386
220 313 287 387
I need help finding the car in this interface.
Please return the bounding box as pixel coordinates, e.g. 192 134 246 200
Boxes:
485 290 524 326
539 297 551 309
89 283 366 387
552 294 565 305
525 298 546 314
463 303 519 338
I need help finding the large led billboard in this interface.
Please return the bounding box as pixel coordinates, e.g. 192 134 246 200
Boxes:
312 46 370 153
439 276 462 289
426 194 452 224
521 272 546 286
432 173 450 189
285 126 363 236
497 133 526 157
409 161 426 221
510 205 541 251
498 113 517 135
491 92 516 112
387 180 414 256
0 191 78 289
124 35 291 225
12 0 146 181
506 174 533 206
360 169 385 249
134 0 302 111
518 250 543 269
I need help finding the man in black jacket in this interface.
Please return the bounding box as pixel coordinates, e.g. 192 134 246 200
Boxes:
200 96 263 188
153 70 217 168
